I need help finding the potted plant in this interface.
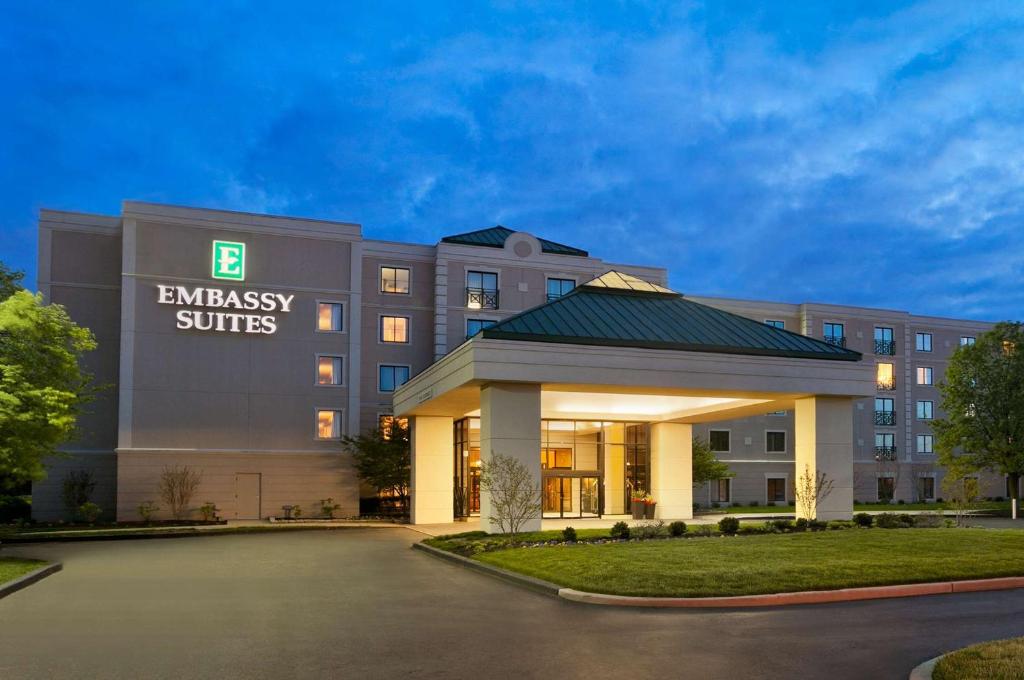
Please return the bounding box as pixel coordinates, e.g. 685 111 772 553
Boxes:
630 489 647 519
644 494 657 519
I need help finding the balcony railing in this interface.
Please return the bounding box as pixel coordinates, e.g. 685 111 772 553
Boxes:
874 410 896 426
874 446 898 461
466 288 499 310
824 335 847 348
874 339 896 355
877 379 896 391
546 293 564 302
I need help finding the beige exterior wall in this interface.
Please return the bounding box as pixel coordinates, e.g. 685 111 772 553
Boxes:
409 416 454 524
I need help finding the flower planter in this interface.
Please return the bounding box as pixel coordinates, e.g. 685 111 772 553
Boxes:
631 500 645 519
645 502 657 519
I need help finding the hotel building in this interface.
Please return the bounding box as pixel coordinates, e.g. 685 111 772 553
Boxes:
33 202 998 523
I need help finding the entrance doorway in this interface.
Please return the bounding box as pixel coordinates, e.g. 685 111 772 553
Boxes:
235 473 261 519
542 475 600 518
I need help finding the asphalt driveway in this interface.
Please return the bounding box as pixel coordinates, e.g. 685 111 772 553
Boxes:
3 527 1024 679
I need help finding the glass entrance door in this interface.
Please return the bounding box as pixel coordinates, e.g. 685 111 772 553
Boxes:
543 476 601 518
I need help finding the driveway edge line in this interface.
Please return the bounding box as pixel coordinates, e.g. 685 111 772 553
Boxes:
908 655 939 680
411 543 561 596
0 562 63 600
412 541 1024 608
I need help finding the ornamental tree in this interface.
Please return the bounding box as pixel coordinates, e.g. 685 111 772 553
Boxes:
344 420 410 514
0 262 24 300
933 322 1024 519
692 436 733 486
0 291 98 488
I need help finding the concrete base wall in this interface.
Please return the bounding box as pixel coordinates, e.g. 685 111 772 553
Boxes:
31 452 118 522
115 451 359 521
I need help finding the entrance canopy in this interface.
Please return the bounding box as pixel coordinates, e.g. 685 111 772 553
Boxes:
394 272 875 530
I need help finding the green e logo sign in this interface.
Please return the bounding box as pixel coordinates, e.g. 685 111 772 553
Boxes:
212 241 245 280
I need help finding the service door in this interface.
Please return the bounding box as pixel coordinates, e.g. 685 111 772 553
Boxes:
235 473 262 519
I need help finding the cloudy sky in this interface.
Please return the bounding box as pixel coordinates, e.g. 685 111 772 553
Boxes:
2 1 1022 319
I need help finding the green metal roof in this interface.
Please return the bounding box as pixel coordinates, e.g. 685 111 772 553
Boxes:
480 271 862 361
441 226 589 257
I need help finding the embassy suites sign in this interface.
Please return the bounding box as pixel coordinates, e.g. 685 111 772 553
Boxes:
155 240 294 335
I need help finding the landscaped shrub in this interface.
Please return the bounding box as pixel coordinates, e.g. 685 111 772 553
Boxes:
669 520 687 537
198 502 219 522
794 517 809 532
738 525 769 535
750 500 759 507
876 513 915 528
137 501 159 523
731 501 741 508
0 496 31 523
766 501 776 507
897 513 915 526
808 519 828 531
853 512 873 528
718 516 740 535
711 502 720 509
770 519 793 532
936 497 944 503
562 526 577 542
159 465 202 519
320 498 341 519
78 501 102 523
913 512 943 528
827 520 855 530
897 499 905 505
610 521 630 539
632 520 667 539
61 470 96 518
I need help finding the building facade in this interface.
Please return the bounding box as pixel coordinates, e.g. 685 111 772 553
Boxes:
33 201 999 521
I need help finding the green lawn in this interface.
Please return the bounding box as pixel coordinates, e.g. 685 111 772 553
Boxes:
934 636 1024 680
470 529 1024 597
0 557 46 585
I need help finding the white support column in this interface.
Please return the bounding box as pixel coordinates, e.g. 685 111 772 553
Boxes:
410 415 454 525
795 396 854 520
480 382 542 534
650 422 693 520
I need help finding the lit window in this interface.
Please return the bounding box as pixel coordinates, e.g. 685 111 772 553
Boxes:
766 431 786 453
317 356 343 386
916 366 933 385
316 409 342 440
916 401 933 420
711 478 731 503
380 266 410 294
764 320 785 329
378 415 409 440
877 363 895 390
380 316 409 343
709 430 730 452
766 478 786 502
916 434 934 454
915 333 933 352
960 336 975 346
466 271 498 309
546 278 575 301
466 319 496 339
317 302 344 332
379 365 411 392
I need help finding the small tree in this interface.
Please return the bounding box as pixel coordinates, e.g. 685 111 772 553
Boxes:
61 469 96 517
793 463 834 519
942 474 980 528
479 452 542 543
692 436 733 486
158 465 202 520
933 322 1024 519
343 421 410 514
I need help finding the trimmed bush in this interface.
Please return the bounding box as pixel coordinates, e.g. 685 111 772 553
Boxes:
669 520 687 537
897 499 905 505
770 519 793 532
718 516 740 535
876 513 915 528
610 521 630 539
853 512 873 527
0 496 31 523
809 519 828 531
794 517 809 532
562 526 577 542
913 512 943 528
827 520 855 530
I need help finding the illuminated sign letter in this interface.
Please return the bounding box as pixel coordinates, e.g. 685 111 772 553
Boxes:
212 240 245 281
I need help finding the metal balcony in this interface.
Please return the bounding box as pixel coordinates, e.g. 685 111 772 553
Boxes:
824 335 846 348
877 379 897 391
874 446 898 461
874 339 896 355
466 288 499 310
874 411 896 426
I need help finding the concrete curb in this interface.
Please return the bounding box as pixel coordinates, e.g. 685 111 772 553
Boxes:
908 656 939 680
0 562 62 600
413 541 1024 608
1 523 403 544
411 542 562 597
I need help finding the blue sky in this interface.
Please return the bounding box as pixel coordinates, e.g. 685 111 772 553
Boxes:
2 1 1022 319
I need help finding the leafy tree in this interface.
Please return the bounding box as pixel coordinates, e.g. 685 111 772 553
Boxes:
0 291 97 488
0 262 25 301
479 452 542 542
933 322 1024 519
692 436 733 486
343 421 410 513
